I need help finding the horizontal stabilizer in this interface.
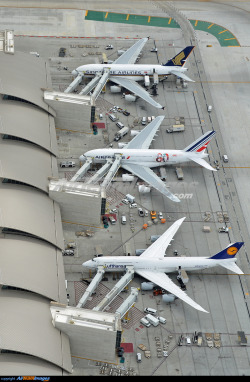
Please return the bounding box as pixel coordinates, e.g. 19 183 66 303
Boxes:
189 156 216 171
219 261 244 275
170 70 195 82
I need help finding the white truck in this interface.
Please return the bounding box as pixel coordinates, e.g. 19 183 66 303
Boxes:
166 124 185 133
145 314 159 327
176 167 184 180
126 194 135 203
114 126 129 141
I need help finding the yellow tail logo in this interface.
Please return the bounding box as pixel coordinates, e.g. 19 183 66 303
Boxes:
172 51 185 66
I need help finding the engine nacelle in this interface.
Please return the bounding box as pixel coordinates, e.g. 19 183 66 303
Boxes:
162 294 176 303
125 94 136 102
140 282 155 291
110 85 122 93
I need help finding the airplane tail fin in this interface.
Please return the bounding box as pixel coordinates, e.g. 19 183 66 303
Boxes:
164 46 195 67
209 242 244 260
184 131 216 153
208 242 244 274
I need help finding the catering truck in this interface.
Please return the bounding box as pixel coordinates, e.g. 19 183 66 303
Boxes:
114 126 129 141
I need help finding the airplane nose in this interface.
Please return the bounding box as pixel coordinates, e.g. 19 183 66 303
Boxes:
79 155 85 163
72 69 78 76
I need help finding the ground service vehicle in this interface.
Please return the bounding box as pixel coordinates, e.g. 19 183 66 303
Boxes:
126 194 135 203
109 114 117 122
140 317 151 327
116 121 125 129
157 316 167 324
145 314 159 326
114 126 129 141
166 124 185 133
144 307 157 315
121 215 127 225
176 167 184 180
60 161 75 168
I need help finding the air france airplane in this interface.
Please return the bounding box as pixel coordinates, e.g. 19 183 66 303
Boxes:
80 116 216 202
71 37 195 109
83 217 244 313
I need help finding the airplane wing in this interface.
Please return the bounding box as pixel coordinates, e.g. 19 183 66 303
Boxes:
112 37 149 65
122 163 180 202
136 269 208 313
140 217 186 258
110 76 164 109
126 116 164 150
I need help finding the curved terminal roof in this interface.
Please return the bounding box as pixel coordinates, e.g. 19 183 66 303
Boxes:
0 354 67 376
0 139 58 193
0 101 58 156
0 183 64 249
0 51 56 115
0 290 72 373
0 236 67 302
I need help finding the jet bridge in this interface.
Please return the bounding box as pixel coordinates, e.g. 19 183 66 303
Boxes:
77 266 105 308
115 287 139 318
70 157 93 182
93 266 135 312
79 72 102 95
64 73 83 93
91 68 110 100
85 158 113 184
101 154 122 188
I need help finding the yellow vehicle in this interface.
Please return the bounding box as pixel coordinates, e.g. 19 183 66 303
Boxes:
150 210 157 219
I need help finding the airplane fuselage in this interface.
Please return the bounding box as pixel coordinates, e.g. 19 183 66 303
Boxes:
82 148 206 168
75 63 187 81
83 256 237 273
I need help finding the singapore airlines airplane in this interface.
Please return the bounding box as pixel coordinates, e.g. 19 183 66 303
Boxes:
80 116 216 202
83 217 244 313
71 38 195 109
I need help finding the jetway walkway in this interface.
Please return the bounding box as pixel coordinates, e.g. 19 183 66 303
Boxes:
79 72 102 95
85 158 113 184
64 73 83 93
115 287 139 318
101 154 121 188
93 266 135 312
70 157 93 182
91 68 110 100
76 266 105 308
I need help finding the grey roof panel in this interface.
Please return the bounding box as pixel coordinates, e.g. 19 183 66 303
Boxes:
0 236 67 302
0 183 64 249
0 139 58 192
0 290 72 373
0 51 56 116
0 100 58 155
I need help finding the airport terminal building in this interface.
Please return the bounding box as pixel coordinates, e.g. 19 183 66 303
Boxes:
0 34 120 375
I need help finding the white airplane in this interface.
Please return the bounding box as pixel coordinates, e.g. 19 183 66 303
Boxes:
80 116 216 202
71 37 195 109
83 217 244 313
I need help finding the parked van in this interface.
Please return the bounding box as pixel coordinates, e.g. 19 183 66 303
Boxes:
222 154 229 163
145 314 159 327
144 307 157 315
141 116 147 125
136 352 142 363
140 317 151 327
109 114 117 122
121 215 127 225
207 105 212 112
116 121 125 129
109 216 116 225
157 316 167 324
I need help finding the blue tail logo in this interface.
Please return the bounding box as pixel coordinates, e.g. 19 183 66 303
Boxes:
209 242 244 260
164 46 195 67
